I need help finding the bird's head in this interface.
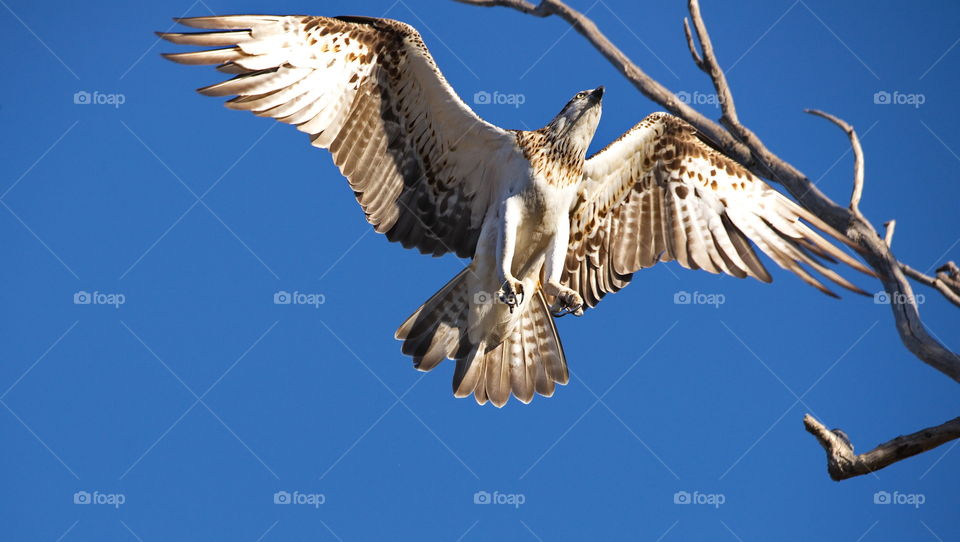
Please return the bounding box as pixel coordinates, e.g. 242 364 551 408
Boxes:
544 86 604 153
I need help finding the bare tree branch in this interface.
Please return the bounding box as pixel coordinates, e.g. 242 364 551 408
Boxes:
804 109 866 220
883 219 896 247
804 414 960 480
684 2 739 127
452 0 547 15
681 18 704 70
453 0 960 386
901 262 960 309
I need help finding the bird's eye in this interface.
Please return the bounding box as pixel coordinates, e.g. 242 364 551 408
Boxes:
576 92 587 99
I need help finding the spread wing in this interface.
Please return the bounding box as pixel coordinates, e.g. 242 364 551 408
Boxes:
160 15 516 258
564 112 874 309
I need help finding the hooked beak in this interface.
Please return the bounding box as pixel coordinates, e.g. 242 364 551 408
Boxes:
592 86 605 101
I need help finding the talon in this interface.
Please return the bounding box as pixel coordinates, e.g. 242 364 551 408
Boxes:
549 288 583 317
497 279 524 313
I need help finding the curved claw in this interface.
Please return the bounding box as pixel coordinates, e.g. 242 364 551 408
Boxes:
549 288 584 317
498 280 525 313
550 304 584 318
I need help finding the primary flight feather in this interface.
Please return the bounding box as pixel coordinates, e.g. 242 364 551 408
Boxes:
160 14 873 407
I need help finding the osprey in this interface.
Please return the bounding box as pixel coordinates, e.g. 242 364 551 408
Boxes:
161 15 872 407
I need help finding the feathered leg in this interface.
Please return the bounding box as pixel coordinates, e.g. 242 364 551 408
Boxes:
543 217 583 316
495 195 524 311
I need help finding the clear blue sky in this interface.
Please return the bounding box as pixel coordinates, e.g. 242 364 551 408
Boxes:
2 0 958 540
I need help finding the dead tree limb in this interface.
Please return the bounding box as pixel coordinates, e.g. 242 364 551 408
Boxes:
454 0 960 478
883 220 896 247
804 414 960 480
804 109 866 220
901 262 960 309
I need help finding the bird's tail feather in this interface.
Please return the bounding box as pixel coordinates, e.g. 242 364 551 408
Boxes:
395 269 568 407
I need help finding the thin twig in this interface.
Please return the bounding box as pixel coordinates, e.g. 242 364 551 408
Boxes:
682 18 704 70
685 0 738 125
901 262 960 308
452 0 545 14
804 414 960 480
883 219 896 247
804 109 866 219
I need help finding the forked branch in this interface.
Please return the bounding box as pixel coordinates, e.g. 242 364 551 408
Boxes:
684 3 739 128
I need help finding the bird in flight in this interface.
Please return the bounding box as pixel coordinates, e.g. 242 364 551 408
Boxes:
161 14 873 407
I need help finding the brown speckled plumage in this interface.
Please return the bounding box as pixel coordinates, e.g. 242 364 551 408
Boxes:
565 113 874 308
162 15 507 259
514 129 585 188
